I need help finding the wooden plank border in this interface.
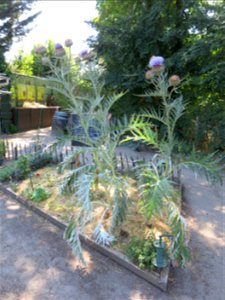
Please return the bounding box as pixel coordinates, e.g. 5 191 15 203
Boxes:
0 183 172 291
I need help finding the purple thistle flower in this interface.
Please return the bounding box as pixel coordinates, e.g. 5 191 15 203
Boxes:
79 49 89 57
54 43 63 50
148 56 164 68
54 43 65 57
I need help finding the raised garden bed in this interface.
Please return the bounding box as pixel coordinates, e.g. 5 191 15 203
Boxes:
0 163 184 291
0 183 170 291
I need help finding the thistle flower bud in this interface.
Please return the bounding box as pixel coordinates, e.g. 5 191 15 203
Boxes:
169 75 181 86
41 56 50 65
145 70 155 80
152 64 165 73
35 45 46 54
64 39 73 47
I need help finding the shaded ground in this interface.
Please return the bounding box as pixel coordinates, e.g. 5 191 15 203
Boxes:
0 192 168 300
0 129 225 299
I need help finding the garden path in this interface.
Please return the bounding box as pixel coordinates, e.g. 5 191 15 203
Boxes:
2 127 155 164
0 128 224 299
2 127 56 146
168 170 225 299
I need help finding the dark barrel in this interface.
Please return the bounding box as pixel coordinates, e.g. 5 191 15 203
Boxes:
51 111 69 135
69 113 101 146
0 93 12 133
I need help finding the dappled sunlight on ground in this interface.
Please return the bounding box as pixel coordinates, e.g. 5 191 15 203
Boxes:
214 204 225 213
15 257 38 274
3 127 53 146
189 218 225 247
129 290 149 300
7 203 20 210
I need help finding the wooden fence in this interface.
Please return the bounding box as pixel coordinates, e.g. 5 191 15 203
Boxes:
1 139 152 172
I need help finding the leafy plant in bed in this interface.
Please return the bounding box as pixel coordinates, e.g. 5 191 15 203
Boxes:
123 234 157 271
0 150 52 183
25 186 51 203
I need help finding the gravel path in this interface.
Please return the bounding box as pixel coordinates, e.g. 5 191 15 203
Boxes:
168 170 225 299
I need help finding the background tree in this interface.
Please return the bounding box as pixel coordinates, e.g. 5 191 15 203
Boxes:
10 49 34 75
0 0 40 72
89 0 225 151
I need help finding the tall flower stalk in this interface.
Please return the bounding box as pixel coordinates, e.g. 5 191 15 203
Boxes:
126 57 222 266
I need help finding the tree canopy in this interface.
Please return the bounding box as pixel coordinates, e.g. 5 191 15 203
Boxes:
89 0 225 150
0 0 40 71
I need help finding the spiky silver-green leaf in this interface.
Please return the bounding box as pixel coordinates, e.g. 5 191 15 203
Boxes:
64 221 85 264
93 224 115 247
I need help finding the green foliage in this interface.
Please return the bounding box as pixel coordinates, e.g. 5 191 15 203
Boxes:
0 52 7 73
0 0 40 73
124 235 156 271
8 124 18 134
0 152 52 182
29 152 52 171
0 0 40 53
0 140 6 158
13 155 30 180
192 101 225 152
90 0 225 151
10 50 34 75
25 187 51 202
0 156 29 182
0 161 17 182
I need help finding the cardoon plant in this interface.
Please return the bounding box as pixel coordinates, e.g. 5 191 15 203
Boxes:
41 48 132 263
126 56 222 266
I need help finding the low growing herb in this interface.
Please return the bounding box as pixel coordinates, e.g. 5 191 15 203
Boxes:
25 187 51 202
124 235 156 271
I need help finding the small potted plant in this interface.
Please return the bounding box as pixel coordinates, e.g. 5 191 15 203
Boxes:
0 140 6 165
